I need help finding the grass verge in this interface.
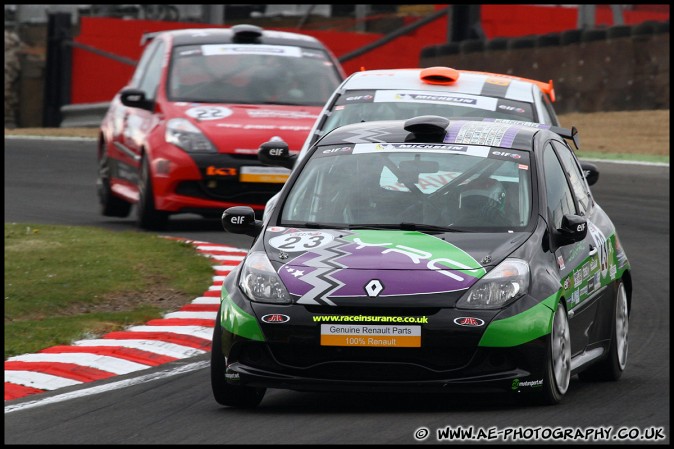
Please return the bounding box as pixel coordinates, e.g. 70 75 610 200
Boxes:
577 151 669 164
4 223 216 358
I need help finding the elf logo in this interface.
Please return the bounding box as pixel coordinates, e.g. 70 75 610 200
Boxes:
454 317 485 327
261 314 290 324
492 151 521 159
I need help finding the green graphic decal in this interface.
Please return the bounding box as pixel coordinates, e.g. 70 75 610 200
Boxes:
343 230 487 278
479 292 557 347
220 288 265 341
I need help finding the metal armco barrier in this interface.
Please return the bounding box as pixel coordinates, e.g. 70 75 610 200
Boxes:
60 102 111 128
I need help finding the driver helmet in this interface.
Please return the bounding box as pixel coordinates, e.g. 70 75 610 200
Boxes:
459 177 507 212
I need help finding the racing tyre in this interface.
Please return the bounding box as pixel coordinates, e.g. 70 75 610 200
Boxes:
137 156 169 230
97 151 132 217
579 281 628 381
535 301 571 405
211 309 266 408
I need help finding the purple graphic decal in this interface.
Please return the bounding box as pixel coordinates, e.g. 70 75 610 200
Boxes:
277 237 479 299
445 122 465 144
499 126 520 149
330 268 476 296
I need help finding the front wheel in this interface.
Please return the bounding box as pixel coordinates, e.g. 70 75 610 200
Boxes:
579 280 629 381
535 301 571 405
137 156 169 230
211 309 266 408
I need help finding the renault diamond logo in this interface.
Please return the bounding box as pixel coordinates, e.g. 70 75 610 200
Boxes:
365 279 384 297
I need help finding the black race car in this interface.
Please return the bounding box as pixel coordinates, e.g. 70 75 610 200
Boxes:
212 115 632 408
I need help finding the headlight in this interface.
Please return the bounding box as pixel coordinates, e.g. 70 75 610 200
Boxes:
239 251 291 304
165 118 216 153
457 259 529 309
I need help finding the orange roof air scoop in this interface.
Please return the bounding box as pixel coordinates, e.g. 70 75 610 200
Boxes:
420 67 460 85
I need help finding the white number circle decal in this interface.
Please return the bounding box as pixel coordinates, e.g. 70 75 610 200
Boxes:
268 231 334 252
185 106 232 120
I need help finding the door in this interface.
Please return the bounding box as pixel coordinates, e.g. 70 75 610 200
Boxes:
114 39 165 187
541 140 604 356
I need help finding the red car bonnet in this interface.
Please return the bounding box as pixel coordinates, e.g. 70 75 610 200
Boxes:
165 102 322 155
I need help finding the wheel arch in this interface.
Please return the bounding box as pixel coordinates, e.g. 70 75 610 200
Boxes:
97 132 106 158
620 270 633 314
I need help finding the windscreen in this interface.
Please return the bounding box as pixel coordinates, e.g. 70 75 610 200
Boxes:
320 89 536 139
281 143 533 232
168 44 341 106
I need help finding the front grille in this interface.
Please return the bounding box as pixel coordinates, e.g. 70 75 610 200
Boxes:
237 340 476 381
270 339 474 372
304 305 442 315
237 341 520 382
175 180 283 205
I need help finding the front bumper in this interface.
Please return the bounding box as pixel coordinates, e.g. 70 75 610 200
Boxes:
216 291 550 395
224 345 542 394
152 152 288 214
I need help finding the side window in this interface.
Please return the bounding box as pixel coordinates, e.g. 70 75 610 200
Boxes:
543 143 576 228
541 92 559 126
552 141 592 216
137 41 165 101
129 40 160 88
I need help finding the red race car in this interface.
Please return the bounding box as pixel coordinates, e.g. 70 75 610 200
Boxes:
97 24 345 229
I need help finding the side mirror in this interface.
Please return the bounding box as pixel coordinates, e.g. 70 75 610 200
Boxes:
258 141 297 170
553 214 587 248
580 162 599 186
120 88 153 111
222 206 262 237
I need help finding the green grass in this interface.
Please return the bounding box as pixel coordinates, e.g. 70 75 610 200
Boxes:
4 223 216 358
578 151 669 164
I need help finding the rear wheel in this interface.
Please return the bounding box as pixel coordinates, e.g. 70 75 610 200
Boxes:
211 309 266 408
579 281 628 381
137 156 169 230
535 301 571 405
97 149 132 217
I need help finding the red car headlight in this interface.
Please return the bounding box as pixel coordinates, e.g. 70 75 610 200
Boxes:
165 118 217 153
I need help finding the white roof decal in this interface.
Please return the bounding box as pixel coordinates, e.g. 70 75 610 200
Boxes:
201 44 302 57
375 90 498 111
345 71 536 102
504 80 535 102
449 122 514 147
352 142 491 158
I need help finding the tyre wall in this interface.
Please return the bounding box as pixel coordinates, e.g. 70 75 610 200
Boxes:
5 30 21 127
420 26 669 113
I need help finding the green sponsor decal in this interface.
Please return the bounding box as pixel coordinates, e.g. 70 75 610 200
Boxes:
562 232 629 310
220 288 265 341
343 230 486 278
479 293 557 347
512 378 543 389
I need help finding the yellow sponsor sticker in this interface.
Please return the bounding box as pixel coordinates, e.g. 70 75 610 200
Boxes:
485 77 511 86
320 324 421 348
240 166 290 183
